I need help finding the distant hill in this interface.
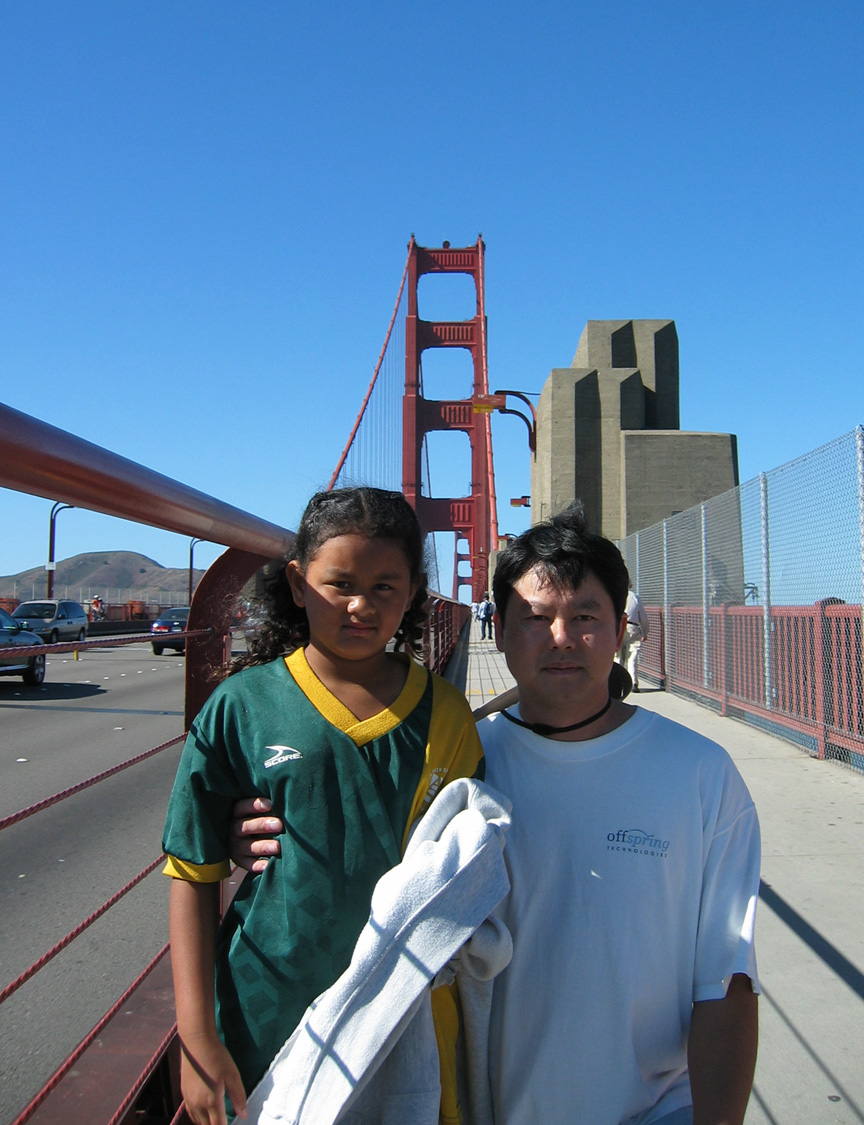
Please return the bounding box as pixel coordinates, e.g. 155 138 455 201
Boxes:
0 551 206 602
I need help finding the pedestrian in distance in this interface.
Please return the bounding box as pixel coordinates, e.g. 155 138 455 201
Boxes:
617 583 649 691
231 502 761 1125
163 487 484 1125
478 591 495 639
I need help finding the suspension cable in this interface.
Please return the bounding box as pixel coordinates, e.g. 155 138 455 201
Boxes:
10 945 171 1125
327 238 414 490
0 856 165 1005
0 735 184 833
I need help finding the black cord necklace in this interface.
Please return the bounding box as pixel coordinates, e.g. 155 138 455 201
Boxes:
499 695 612 737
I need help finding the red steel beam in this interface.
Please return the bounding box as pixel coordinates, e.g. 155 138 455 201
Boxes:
0 403 293 559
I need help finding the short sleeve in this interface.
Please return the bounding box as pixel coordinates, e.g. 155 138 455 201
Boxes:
693 766 761 1001
161 694 247 873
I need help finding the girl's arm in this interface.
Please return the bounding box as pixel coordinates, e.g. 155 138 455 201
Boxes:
169 879 247 1124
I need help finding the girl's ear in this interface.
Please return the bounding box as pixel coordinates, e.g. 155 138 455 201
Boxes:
286 560 306 606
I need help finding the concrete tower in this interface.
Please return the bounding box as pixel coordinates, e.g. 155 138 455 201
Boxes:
531 320 739 538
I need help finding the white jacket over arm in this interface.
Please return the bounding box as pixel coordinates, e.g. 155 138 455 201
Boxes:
244 778 512 1125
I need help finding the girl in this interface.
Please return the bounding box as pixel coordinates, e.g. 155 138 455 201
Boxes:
163 488 484 1125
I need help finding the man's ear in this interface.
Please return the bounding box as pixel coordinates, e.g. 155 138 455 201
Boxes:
494 612 505 652
286 560 306 607
616 613 628 650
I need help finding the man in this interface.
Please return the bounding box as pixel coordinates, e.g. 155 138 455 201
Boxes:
617 583 649 691
478 591 495 640
231 504 760 1125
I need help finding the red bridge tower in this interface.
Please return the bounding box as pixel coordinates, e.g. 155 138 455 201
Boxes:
402 236 499 602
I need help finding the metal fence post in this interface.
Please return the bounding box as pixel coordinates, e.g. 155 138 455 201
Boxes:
701 503 710 689
663 520 670 690
855 427 864 744
760 473 772 710
635 531 640 595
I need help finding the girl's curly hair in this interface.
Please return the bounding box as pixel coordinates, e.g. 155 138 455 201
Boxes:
230 487 428 675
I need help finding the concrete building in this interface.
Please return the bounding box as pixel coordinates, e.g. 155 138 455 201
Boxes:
531 319 739 539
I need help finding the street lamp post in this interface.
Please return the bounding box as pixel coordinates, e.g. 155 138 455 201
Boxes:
471 389 537 453
188 538 203 604
47 502 75 598
472 389 538 523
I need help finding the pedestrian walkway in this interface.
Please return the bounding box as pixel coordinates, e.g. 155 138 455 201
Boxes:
442 616 516 704
445 623 864 1125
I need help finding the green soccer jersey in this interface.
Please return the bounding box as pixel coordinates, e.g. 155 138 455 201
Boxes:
163 648 484 1095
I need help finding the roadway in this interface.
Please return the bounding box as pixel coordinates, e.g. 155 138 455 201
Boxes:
0 641 186 1123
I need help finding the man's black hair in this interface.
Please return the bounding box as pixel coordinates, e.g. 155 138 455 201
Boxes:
492 501 630 625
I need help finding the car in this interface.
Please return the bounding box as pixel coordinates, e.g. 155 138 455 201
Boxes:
0 606 47 685
12 599 88 644
151 607 190 655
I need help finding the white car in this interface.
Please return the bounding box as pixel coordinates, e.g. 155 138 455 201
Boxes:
12 599 88 644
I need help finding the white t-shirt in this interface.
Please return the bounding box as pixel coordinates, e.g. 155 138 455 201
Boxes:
478 706 760 1125
625 590 649 639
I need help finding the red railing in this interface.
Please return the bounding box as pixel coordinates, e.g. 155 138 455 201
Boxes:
637 607 665 685
0 402 471 1124
642 601 864 767
426 597 471 675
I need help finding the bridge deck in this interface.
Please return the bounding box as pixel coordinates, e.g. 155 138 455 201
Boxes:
449 618 864 1125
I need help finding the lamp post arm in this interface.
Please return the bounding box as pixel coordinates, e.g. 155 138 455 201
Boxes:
493 389 537 425
47 502 75 598
189 538 203 605
492 390 537 455
497 407 536 453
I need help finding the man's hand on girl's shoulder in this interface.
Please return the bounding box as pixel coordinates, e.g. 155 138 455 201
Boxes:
229 797 283 872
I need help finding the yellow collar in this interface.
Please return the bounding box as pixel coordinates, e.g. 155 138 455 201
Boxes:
284 647 428 745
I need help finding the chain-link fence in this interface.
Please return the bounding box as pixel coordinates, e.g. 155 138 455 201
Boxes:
3 586 192 606
619 427 864 772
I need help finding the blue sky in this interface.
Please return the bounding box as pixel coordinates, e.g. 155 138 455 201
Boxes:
2 0 862 591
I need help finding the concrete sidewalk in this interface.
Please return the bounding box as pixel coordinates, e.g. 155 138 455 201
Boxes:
443 617 516 704
638 687 864 1125
447 623 864 1124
